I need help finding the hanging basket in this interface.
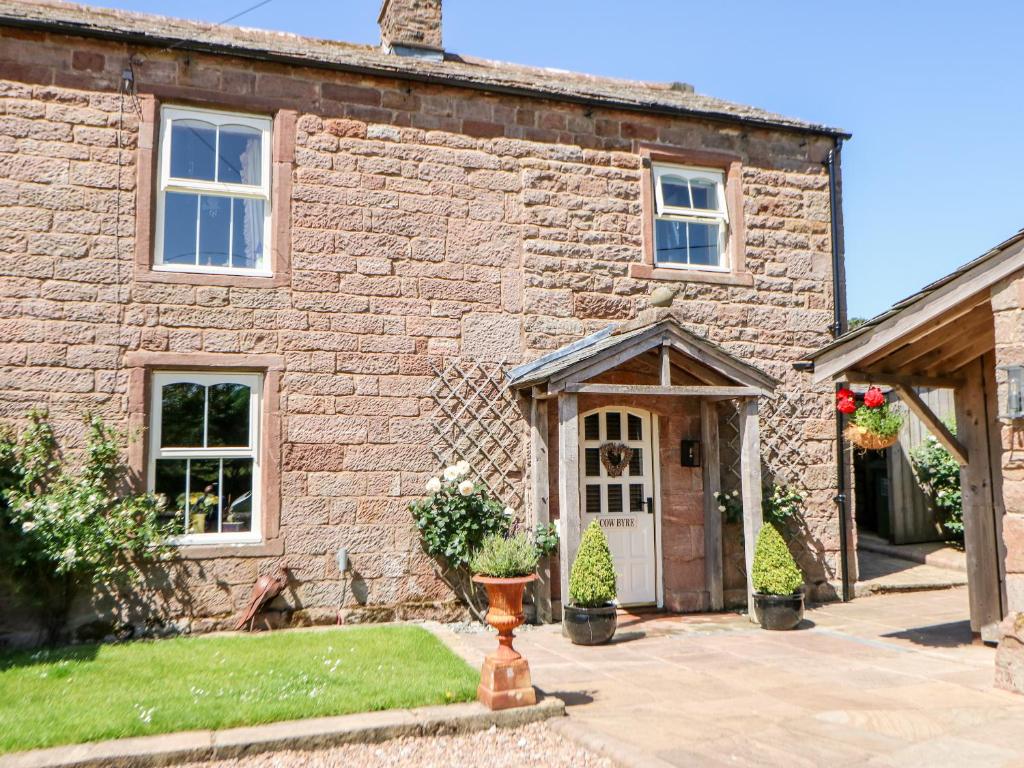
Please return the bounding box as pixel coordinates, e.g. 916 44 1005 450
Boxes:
844 424 898 451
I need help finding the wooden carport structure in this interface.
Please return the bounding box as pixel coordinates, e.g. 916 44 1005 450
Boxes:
809 231 1024 639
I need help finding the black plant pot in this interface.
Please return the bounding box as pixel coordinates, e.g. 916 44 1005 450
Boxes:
563 603 617 645
753 590 804 631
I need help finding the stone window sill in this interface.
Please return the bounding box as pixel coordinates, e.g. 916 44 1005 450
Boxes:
134 266 289 288
629 263 754 287
176 538 284 560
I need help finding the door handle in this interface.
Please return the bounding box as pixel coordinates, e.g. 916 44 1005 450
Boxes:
646 496 654 515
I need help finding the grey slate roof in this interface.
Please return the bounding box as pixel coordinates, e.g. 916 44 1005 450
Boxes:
0 0 849 138
811 227 1024 360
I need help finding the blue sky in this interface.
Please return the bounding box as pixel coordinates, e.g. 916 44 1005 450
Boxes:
104 0 1024 319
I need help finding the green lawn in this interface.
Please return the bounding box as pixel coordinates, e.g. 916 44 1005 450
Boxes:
0 625 478 754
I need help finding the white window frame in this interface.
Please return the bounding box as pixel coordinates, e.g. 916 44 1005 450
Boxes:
148 371 263 545
154 105 273 276
652 163 730 272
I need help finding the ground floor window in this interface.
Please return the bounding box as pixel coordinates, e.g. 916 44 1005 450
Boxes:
148 371 262 543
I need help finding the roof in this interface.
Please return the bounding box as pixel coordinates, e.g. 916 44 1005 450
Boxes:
508 308 778 394
810 227 1024 382
0 0 849 139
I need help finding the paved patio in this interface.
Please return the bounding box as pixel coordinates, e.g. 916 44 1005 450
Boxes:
444 588 1024 767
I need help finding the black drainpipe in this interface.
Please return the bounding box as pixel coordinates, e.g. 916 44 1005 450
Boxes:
827 140 852 602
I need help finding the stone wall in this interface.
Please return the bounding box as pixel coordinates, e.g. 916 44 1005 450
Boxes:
0 25 841 643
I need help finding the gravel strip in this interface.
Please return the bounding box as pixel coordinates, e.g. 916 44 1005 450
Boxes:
181 722 614 768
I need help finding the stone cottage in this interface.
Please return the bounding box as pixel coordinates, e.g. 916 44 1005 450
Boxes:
0 0 849 643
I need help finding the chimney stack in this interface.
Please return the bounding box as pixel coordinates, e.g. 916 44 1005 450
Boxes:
378 0 443 59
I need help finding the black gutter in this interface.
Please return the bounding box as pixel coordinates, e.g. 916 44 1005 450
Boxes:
0 14 852 141
826 140 852 602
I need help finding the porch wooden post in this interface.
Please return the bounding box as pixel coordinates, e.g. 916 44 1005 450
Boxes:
701 399 724 611
955 354 1006 638
557 393 581 620
529 396 553 623
739 397 764 619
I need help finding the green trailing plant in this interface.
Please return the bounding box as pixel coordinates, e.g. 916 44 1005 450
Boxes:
762 484 804 527
469 532 539 578
851 403 904 439
0 410 172 644
533 522 559 559
911 426 963 540
568 521 616 608
751 524 804 597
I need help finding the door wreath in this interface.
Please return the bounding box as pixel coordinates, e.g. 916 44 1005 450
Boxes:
599 442 634 477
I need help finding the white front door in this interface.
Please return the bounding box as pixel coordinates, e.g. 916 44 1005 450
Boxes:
579 407 658 606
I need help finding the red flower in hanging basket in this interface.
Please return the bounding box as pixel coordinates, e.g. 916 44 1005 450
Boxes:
863 387 885 408
836 387 854 402
837 397 856 415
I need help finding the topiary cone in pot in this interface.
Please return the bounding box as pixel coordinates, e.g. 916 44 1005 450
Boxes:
470 532 538 710
751 523 805 630
564 521 618 645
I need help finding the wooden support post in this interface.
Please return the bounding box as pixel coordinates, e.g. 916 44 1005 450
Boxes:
529 396 552 623
660 344 671 386
739 397 764 620
557 393 581 621
955 355 1005 637
894 384 969 466
701 399 724 611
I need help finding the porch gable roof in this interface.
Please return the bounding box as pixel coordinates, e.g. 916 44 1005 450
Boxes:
507 309 778 395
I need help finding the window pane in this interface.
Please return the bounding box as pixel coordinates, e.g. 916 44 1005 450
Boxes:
231 197 265 270
163 192 198 265
161 383 205 448
584 414 600 441
629 448 642 477
655 218 688 265
218 124 262 185
688 222 721 266
627 414 642 441
170 119 216 181
606 412 621 441
189 459 221 534
690 179 718 210
221 458 254 533
629 484 644 512
208 383 251 447
607 484 623 513
661 176 691 208
585 448 601 477
154 458 188 535
198 195 231 268
585 484 602 514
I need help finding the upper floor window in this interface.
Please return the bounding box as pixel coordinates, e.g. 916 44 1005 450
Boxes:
652 164 728 270
155 106 272 275
149 371 262 544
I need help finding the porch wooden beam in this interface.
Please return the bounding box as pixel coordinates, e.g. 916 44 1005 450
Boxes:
660 344 671 386
529 396 553 623
845 371 965 389
893 384 969 466
701 399 724 611
564 384 762 397
557 393 581 621
739 397 764 621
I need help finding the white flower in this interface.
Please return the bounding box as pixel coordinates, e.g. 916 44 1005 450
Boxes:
503 506 515 517
731 490 740 497
443 465 460 482
62 547 76 564
455 460 470 477
718 505 726 513
425 477 442 494
457 480 474 496
21 520 36 533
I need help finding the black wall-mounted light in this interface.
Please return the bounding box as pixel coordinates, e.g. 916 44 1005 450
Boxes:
681 439 701 468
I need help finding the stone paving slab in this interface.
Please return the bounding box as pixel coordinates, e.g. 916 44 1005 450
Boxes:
449 588 1024 768
0 698 564 768
855 549 967 596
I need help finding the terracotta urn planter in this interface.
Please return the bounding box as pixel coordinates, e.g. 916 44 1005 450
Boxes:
472 573 538 710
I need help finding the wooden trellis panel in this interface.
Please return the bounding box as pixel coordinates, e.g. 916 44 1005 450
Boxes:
427 359 525 511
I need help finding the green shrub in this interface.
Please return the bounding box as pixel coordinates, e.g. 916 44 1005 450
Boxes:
910 429 962 540
751 524 803 596
568 521 616 607
469 532 538 578
0 410 172 643
851 402 903 439
762 484 803 527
